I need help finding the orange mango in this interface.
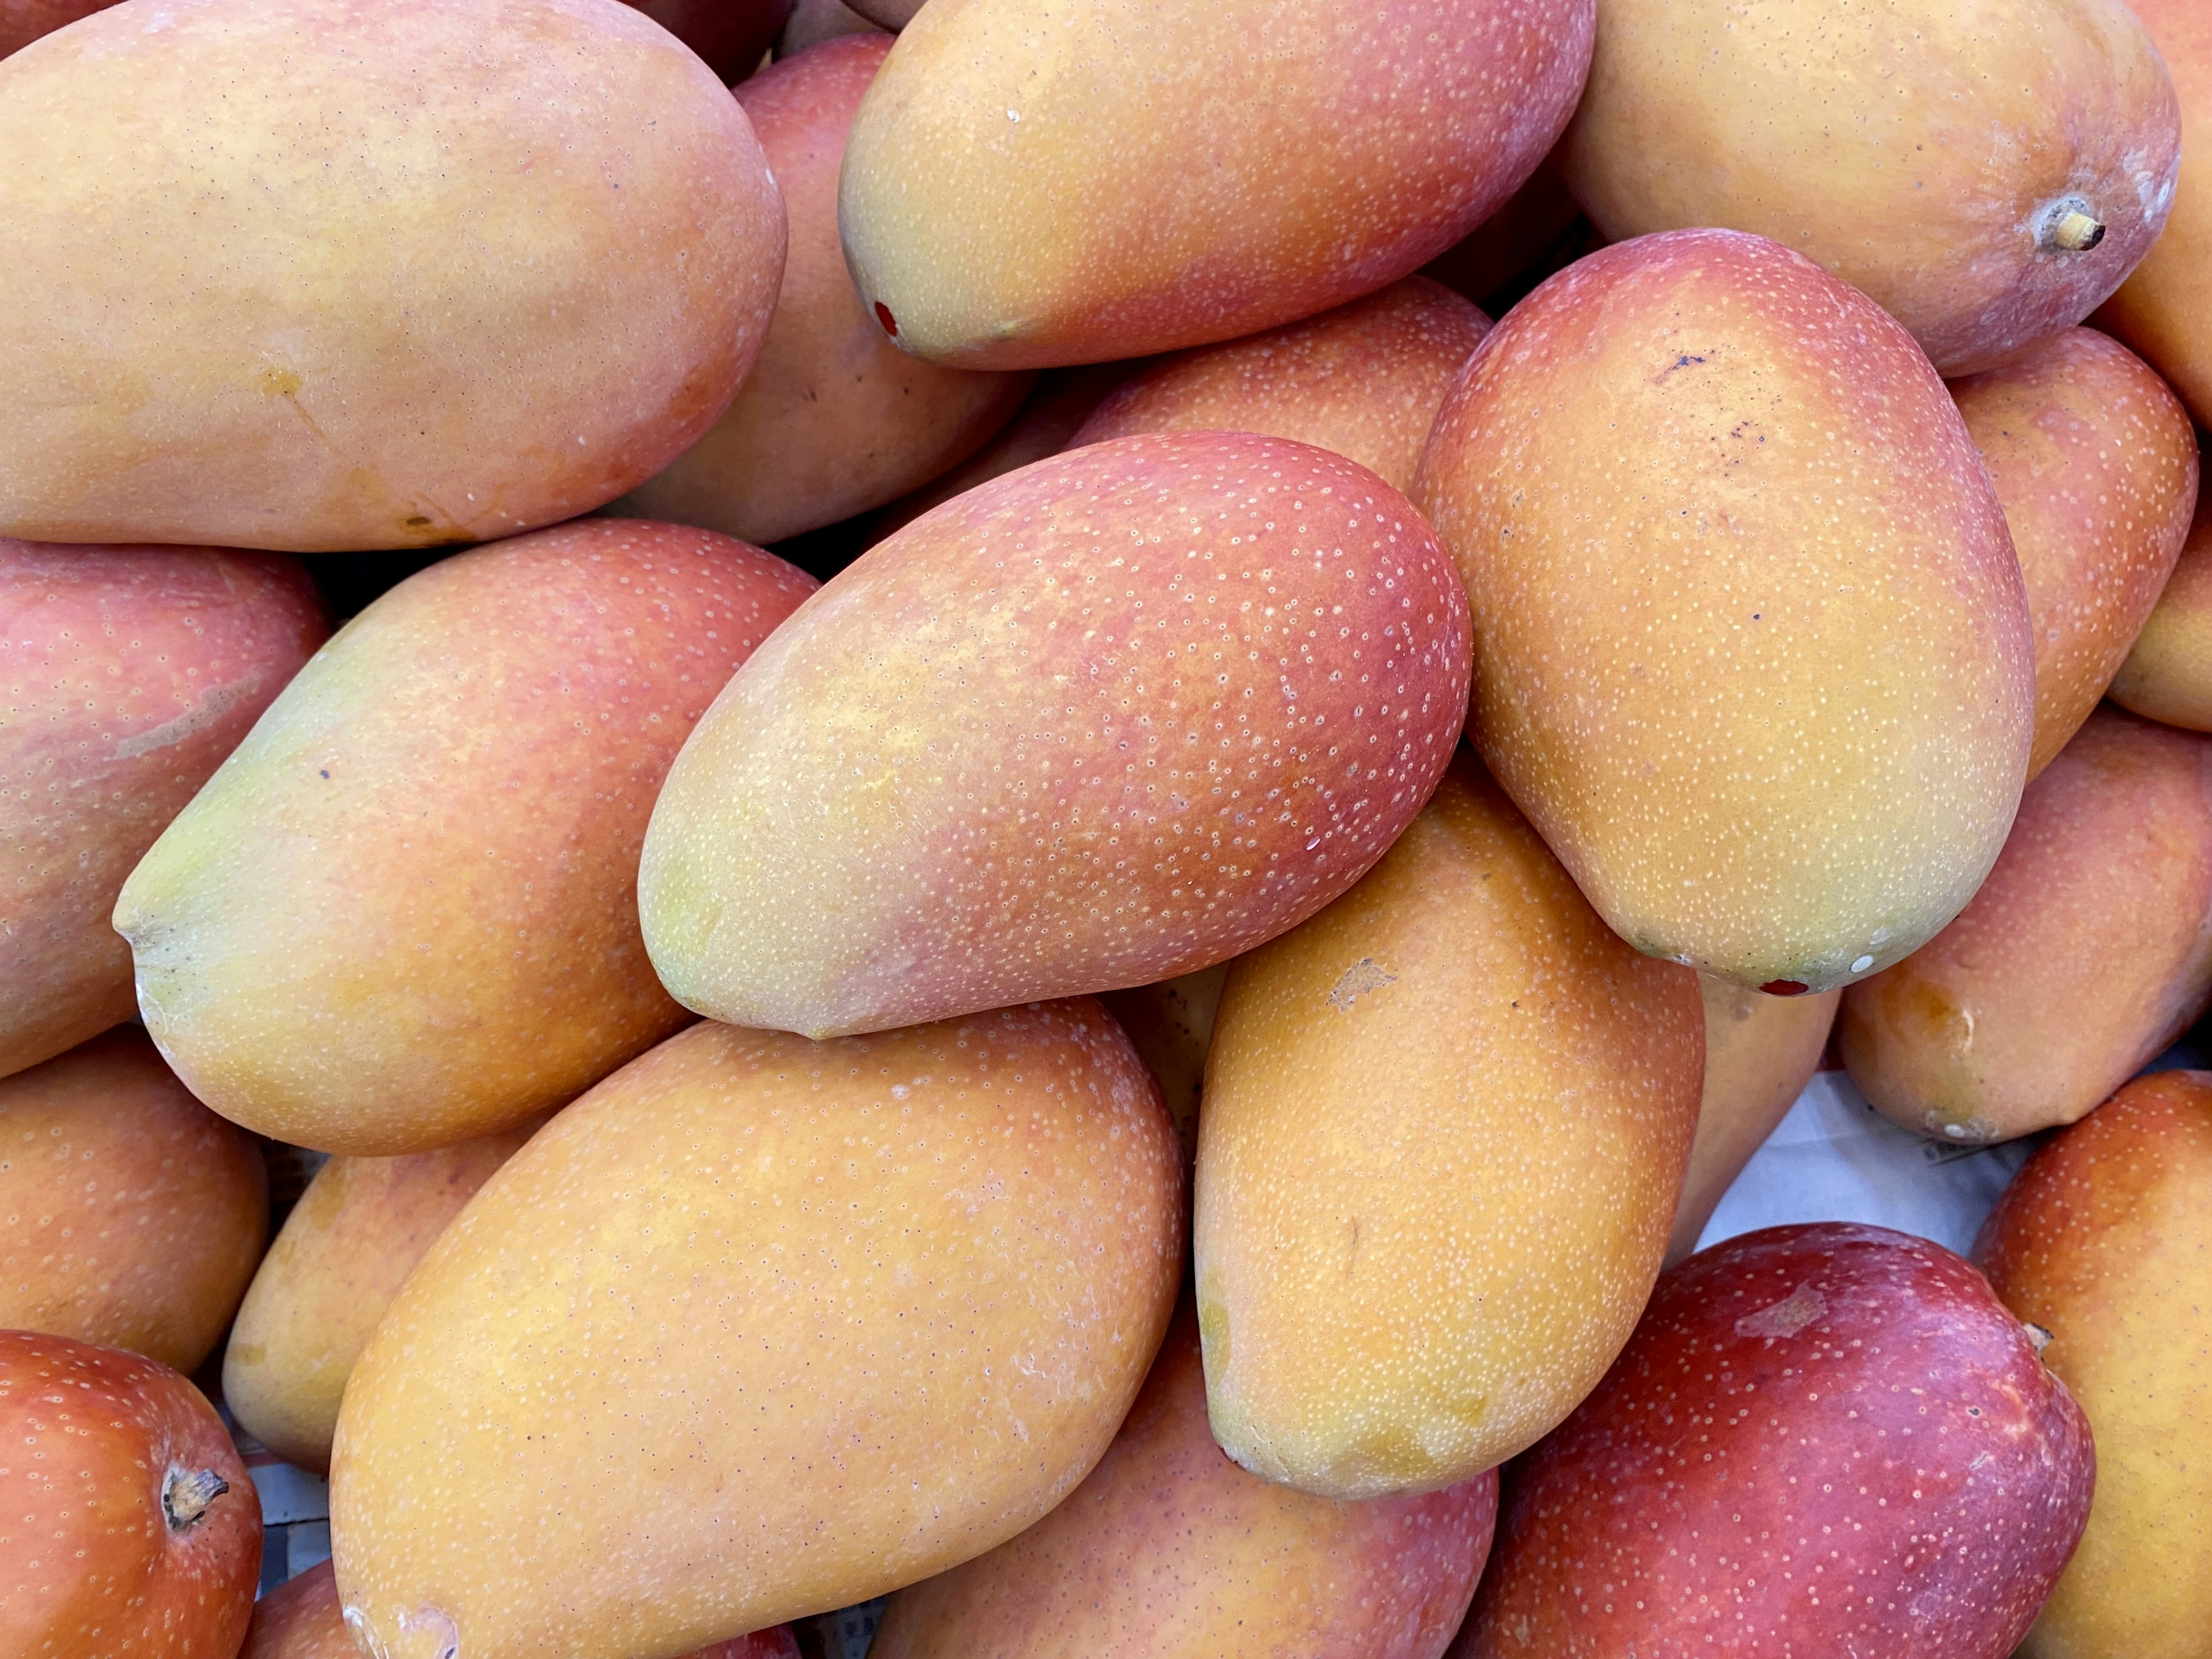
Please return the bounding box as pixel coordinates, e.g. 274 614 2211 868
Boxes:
838 0 1593 368
2111 490 2212 730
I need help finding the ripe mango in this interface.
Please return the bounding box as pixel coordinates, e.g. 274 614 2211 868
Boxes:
0 0 784 551
1666 976 1838 1265
1840 708 2212 1144
1194 752 1703 1499
870 1303 1499 1659
2097 0 2212 425
2111 490 2212 730
329 1003 1182 1659
1413 229 2034 994
1562 0 2180 376
224 1119 545 1475
1975 1070 2212 1659
641 431 1472 1039
0 540 325 1079
618 36 1031 544
1455 1224 2093 1657
115 520 816 1155
1071 279 1491 494
1951 327 2199 777
0 1027 266 1375
837 0 1593 368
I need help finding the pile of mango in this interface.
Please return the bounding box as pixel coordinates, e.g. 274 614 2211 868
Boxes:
4 0 2210 1654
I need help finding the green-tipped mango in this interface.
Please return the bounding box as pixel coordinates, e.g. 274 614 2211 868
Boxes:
1413 229 2034 995
1195 752 1703 1499
641 430 1472 1039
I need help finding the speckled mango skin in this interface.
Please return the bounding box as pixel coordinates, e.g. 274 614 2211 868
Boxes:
2096 0 2212 426
0 1027 267 1376
328 1003 1183 1659
836 0 1592 370
2111 490 2212 730
1194 752 1703 1501
1412 229 2035 995
616 36 1031 546
222 1118 544 1475
1975 1071 2212 1659
0 540 327 1080
1839 708 2212 1146
244 1561 803 1659
1949 328 2199 779
641 431 1472 1039
114 520 817 1156
1453 1224 2093 1658
870 1303 1499 1659
1071 279 1493 494
0 1330 263 1659
1560 0 2179 378
1666 975 1838 1265
0 0 784 552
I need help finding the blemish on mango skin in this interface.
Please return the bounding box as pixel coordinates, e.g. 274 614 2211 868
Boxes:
257 365 304 396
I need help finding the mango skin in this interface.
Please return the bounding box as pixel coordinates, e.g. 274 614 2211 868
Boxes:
1071 279 1492 494
1840 708 2212 1145
244 1562 802 1659
2096 0 2212 425
618 36 1031 544
1951 328 2199 778
1413 229 2035 994
1975 1070 2212 1659
0 541 326 1080
641 431 1473 1039
1561 0 2180 377
2111 490 2212 730
1454 1224 2094 1659
0 0 784 552
1666 976 1839 1265
222 1118 543 1475
837 0 1593 369
0 1026 267 1376
115 520 816 1155
870 1303 1499 1659
328 1003 1183 1659
1194 752 1703 1500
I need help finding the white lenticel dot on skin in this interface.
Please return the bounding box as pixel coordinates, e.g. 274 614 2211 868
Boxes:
1851 955 1874 973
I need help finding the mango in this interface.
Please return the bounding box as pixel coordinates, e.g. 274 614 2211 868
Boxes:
1 540 326 1079
837 0 1593 369
0 1331 263 1659
1561 0 2180 376
1413 229 2034 994
628 0 790 80
1975 1070 2212 1659
115 520 816 1155
328 1003 1183 1659
618 36 1031 544
641 430 1472 1039
1194 752 1703 1499
1070 279 1491 494
0 1027 266 1376
2111 490 2212 730
0 0 113 56
2096 0 2212 425
224 1118 544 1475
1666 976 1839 1265
1100 966 1226 1164
0 0 784 552
1454 1223 2093 1658
777 0 885 55
1952 327 2199 777
244 1562 804 1659
870 1302 1499 1659
1840 707 2212 1144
